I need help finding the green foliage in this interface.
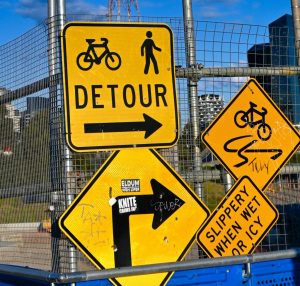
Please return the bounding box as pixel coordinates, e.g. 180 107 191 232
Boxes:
72 151 111 175
0 105 17 148
177 121 207 172
203 181 225 211
17 109 50 185
0 197 48 223
0 108 50 188
289 152 300 164
177 122 193 172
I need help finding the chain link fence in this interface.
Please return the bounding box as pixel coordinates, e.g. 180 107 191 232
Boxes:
0 13 299 273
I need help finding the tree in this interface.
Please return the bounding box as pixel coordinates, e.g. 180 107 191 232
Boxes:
16 109 51 186
0 104 19 189
0 108 51 188
0 104 16 149
177 121 208 173
177 122 193 172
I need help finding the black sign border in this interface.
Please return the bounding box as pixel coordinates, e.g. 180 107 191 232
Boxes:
59 149 210 286
61 22 179 152
202 78 300 191
196 176 279 258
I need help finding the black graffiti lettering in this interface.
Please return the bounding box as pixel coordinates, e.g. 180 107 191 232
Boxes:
152 198 182 212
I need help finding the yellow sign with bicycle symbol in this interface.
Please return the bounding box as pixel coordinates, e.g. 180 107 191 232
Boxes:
76 37 121 71
202 79 300 191
61 22 178 152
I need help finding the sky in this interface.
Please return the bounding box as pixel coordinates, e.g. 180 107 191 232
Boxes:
0 0 293 46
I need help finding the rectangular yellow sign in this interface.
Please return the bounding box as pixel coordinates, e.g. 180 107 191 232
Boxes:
61 22 179 151
197 176 279 257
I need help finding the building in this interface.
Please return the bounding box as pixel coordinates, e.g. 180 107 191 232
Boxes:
198 94 224 131
0 88 21 154
247 14 300 124
26 96 49 115
247 43 271 95
21 96 49 128
5 103 21 134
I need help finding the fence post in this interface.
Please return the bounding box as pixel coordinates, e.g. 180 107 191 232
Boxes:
48 0 77 273
48 0 60 273
182 0 203 198
291 0 300 66
56 0 78 274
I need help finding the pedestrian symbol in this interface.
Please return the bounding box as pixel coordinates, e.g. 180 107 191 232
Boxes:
141 31 161 74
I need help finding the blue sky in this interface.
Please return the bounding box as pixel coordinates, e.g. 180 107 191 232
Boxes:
0 0 292 45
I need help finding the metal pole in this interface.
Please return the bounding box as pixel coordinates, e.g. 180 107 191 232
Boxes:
182 0 202 198
176 66 300 78
219 166 233 192
56 0 77 274
48 0 60 273
48 0 77 274
291 0 300 128
57 0 66 30
291 0 300 65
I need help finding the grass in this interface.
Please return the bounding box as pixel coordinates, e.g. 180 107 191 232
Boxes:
0 182 225 223
202 181 225 211
0 197 49 224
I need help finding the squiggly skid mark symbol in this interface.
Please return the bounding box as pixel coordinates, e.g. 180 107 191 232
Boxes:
224 135 282 168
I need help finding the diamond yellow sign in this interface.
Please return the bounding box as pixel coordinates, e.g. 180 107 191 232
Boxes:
59 149 210 286
202 79 300 191
61 22 179 152
197 176 279 258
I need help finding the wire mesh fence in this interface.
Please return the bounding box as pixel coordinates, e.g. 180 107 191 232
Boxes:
0 13 299 273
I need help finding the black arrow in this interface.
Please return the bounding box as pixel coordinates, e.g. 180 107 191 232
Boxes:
84 113 162 139
112 179 185 267
224 135 283 168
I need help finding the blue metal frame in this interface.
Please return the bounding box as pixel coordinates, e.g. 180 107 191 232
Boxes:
1 256 300 286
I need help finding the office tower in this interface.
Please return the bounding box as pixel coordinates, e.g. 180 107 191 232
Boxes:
248 14 300 123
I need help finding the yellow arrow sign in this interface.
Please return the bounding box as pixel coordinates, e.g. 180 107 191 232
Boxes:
59 149 210 286
202 79 300 191
61 22 179 151
197 176 279 257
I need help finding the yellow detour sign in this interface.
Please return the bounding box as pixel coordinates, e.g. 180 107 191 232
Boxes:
202 79 300 191
61 22 179 151
197 176 279 258
59 149 210 286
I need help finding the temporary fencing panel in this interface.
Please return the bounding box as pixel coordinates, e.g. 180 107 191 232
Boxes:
0 8 300 286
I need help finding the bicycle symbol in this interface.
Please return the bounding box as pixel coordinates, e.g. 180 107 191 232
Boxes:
234 101 272 141
76 38 121 71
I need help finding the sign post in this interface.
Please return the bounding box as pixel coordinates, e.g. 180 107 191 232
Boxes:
59 149 210 286
61 22 179 151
